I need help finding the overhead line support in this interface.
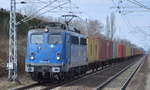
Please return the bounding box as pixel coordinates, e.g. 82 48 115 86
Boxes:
7 0 18 81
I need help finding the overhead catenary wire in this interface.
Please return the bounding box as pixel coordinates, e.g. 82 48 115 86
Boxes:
32 0 49 4
18 1 70 24
127 0 150 11
16 0 59 25
121 14 150 37
119 15 150 50
114 0 150 49
69 1 93 19
17 0 52 4
20 0 86 23
132 0 150 9
112 0 150 14
17 0 72 25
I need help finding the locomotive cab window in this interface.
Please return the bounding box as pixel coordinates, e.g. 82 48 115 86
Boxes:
80 38 87 45
31 34 43 44
49 34 62 44
71 36 79 44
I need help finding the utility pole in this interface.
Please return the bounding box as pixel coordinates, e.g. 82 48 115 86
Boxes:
106 13 116 41
7 0 18 81
110 12 116 41
106 16 110 39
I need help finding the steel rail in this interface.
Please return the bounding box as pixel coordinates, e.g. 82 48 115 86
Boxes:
95 56 145 90
120 56 146 90
12 56 141 90
12 60 123 90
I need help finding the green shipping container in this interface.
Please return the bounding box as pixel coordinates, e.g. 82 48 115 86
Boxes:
113 42 117 58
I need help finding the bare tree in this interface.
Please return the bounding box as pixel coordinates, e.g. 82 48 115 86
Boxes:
87 20 103 36
72 20 88 35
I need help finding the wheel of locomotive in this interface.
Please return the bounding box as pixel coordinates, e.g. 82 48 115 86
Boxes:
51 73 63 82
53 73 60 81
30 72 42 82
43 72 51 82
58 72 65 81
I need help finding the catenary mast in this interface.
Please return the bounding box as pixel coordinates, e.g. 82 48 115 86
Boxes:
7 0 17 81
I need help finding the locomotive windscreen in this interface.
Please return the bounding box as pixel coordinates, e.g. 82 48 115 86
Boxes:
48 34 62 44
31 34 43 44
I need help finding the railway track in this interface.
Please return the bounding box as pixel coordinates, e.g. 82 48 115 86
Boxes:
12 65 112 90
96 55 146 90
50 56 143 90
11 56 143 90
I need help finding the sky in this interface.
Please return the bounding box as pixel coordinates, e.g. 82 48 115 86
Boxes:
0 0 150 51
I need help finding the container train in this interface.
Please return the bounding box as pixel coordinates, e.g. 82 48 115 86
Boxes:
25 22 144 82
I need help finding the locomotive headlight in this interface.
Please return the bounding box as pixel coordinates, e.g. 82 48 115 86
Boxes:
44 28 49 32
56 53 61 60
30 56 35 60
56 56 60 60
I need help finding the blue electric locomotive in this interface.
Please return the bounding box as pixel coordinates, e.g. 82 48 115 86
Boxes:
25 22 87 81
